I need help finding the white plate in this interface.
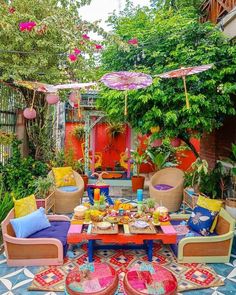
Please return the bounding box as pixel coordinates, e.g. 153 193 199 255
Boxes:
133 220 149 229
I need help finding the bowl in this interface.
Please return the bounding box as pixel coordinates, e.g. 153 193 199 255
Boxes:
97 221 111 230
74 205 88 219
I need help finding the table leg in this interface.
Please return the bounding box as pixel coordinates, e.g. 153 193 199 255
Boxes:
88 240 94 262
147 240 153 262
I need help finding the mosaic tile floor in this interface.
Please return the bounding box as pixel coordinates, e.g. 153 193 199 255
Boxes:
0 190 236 295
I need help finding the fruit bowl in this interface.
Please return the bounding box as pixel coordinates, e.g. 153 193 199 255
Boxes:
97 221 111 230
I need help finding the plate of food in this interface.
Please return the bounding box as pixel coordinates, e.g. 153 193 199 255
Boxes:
133 220 149 229
97 221 111 230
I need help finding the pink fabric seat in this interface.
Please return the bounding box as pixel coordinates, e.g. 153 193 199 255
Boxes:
124 263 177 295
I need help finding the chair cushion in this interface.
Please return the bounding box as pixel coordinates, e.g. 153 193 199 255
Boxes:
14 194 37 218
52 167 76 187
187 205 217 236
28 220 70 257
58 186 78 192
170 219 217 256
10 207 51 238
154 184 173 191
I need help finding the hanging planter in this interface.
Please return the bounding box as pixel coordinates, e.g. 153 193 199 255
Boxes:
151 139 162 147
171 138 181 147
45 92 59 105
71 124 85 141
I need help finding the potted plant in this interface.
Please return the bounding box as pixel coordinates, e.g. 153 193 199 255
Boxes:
33 176 55 212
71 124 85 141
130 148 147 192
106 122 125 139
188 158 209 193
74 159 88 189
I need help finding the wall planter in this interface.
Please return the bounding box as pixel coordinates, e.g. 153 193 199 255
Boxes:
131 175 145 192
36 191 55 214
170 138 181 147
151 139 162 147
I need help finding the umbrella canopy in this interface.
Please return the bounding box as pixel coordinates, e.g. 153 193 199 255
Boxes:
15 80 54 92
157 64 213 109
101 71 152 115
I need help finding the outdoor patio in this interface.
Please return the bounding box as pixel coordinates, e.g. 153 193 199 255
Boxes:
1 0 236 295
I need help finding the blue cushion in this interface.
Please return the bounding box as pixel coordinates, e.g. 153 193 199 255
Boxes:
28 221 70 257
58 186 78 192
187 205 217 236
10 207 51 238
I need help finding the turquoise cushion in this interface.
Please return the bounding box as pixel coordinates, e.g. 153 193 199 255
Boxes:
187 205 217 236
58 186 78 192
10 207 51 238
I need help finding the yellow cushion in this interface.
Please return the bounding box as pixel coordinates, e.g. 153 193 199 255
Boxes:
197 195 223 232
52 167 76 187
14 194 37 218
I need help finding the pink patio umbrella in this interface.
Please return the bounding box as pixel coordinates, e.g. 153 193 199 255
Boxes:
101 71 152 115
157 64 213 109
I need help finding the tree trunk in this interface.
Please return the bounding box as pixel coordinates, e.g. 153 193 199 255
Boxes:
178 134 200 158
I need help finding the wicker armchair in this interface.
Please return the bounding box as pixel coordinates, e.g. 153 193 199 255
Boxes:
49 170 84 214
149 167 184 212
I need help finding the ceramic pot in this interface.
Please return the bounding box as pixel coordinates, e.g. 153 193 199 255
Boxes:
151 139 162 147
171 138 181 147
131 175 145 192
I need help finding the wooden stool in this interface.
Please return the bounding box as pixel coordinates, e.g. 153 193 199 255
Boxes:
65 262 118 295
124 263 178 295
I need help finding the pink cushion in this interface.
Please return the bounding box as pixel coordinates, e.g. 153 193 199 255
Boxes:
124 263 177 295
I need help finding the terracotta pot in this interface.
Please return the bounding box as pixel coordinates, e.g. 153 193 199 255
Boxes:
23 107 36 119
225 198 236 219
131 175 145 192
81 174 89 189
151 139 162 147
171 137 181 147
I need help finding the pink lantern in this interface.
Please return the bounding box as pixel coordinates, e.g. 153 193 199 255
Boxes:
69 91 81 104
151 139 162 147
171 138 181 147
45 93 59 105
23 108 36 119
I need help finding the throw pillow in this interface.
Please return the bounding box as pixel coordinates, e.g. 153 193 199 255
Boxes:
10 207 51 238
14 194 37 218
52 167 76 187
197 195 223 232
187 205 217 236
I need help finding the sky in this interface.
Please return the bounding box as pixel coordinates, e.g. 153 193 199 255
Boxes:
79 0 150 31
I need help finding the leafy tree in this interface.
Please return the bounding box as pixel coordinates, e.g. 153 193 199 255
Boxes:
97 6 236 157
0 0 108 159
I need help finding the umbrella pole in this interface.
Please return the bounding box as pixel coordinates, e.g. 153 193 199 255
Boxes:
182 76 190 109
124 90 128 116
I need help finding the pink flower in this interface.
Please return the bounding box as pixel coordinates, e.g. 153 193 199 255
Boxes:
19 21 36 32
82 34 90 40
74 48 81 55
68 54 77 62
94 44 103 50
128 38 138 45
